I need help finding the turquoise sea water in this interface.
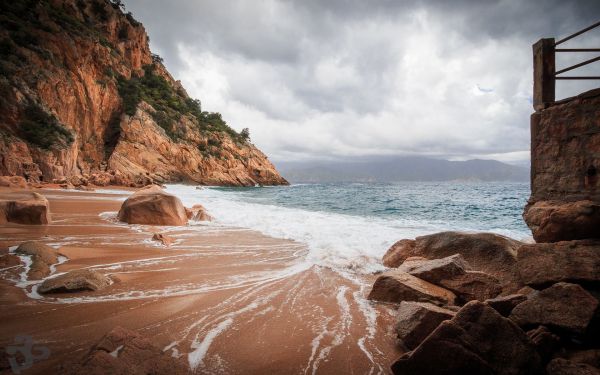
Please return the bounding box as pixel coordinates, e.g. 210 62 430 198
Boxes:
167 182 531 273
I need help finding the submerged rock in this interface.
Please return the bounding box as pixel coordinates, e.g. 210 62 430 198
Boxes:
395 301 456 350
368 271 456 306
15 241 61 280
39 269 111 294
0 192 50 225
117 185 188 226
151 233 174 246
63 326 187 375
509 282 599 335
391 301 542 375
186 204 212 222
523 200 600 243
517 240 600 287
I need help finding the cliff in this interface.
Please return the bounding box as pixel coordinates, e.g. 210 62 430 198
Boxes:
0 0 287 186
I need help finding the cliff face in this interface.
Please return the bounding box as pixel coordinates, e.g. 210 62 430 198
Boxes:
0 0 287 186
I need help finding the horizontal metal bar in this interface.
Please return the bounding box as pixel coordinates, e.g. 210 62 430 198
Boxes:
555 76 600 80
556 48 600 52
555 55 600 75
555 20 600 46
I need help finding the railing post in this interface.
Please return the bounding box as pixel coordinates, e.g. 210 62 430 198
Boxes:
533 38 555 111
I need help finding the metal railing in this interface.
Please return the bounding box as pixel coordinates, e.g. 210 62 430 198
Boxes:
533 21 600 110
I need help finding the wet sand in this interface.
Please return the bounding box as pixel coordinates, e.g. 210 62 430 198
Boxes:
0 187 401 374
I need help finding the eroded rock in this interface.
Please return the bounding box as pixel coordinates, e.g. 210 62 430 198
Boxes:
0 176 28 189
524 200 600 243
485 293 527 317
117 185 188 226
39 269 111 294
15 241 61 280
398 254 469 284
438 271 502 304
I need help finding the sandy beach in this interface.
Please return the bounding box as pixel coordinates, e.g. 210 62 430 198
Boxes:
0 187 400 374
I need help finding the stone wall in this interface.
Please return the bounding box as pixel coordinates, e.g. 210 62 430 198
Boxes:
524 88 600 242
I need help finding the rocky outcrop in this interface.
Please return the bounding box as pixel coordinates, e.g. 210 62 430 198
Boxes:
39 269 111 294
15 241 62 280
391 301 542 375
524 200 600 243
368 271 456 306
394 301 456 350
63 326 188 375
382 232 522 291
517 240 600 287
117 185 188 226
0 192 50 224
0 0 287 187
509 282 598 335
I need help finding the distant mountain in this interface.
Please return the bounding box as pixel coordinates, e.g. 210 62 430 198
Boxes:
275 156 530 183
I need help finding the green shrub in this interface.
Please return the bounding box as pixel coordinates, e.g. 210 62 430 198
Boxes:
20 103 74 149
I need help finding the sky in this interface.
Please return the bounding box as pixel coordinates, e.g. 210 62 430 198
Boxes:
123 0 600 165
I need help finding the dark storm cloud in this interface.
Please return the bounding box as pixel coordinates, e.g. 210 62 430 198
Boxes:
123 0 600 162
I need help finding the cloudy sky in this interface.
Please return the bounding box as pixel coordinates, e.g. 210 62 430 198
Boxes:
124 0 600 164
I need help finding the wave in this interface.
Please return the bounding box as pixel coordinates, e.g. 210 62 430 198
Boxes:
164 184 529 274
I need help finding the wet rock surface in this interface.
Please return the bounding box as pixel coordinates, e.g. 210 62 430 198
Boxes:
118 185 188 226
39 270 111 294
367 271 456 306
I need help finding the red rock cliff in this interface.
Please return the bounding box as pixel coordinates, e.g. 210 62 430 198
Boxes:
0 0 287 186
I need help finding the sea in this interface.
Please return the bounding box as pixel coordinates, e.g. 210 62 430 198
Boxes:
165 181 532 274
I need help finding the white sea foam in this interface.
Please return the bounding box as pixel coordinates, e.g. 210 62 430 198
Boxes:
164 184 529 274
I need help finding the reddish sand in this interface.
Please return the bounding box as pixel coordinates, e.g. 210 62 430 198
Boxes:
0 187 401 374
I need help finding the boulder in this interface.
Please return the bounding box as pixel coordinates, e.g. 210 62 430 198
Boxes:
527 325 561 363
117 185 188 226
151 233 174 246
524 200 600 243
517 240 600 287
391 301 542 375
189 204 212 221
510 282 599 335
368 271 456 306
63 326 188 375
567 350 600 369
15 241 61 280
484 293 527 317
395 301 456 350
382 232 521 291
398 254 470 284
546 358 600 375
38 269 111 294
0 175 28 188
383 240 416 268
438 271 502 304
0 192 50 225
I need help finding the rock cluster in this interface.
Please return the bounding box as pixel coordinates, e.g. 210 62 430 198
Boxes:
372 231 600 374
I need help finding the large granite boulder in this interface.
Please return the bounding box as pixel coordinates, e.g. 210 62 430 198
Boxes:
0 192 50 224
510 282 599 335
63 326 188 375
382 232 521 291
368 271 456 306
117 185 188 226
523 200 600 243
517 240 600 287
15 241 62 280
395 301 456 350
38 269 111 294
391 301 542 375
